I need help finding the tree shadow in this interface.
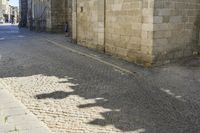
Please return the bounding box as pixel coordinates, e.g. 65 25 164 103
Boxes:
35 91 73 99
33 75 200 132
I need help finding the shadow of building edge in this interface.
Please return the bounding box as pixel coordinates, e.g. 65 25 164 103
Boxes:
33 75 200 133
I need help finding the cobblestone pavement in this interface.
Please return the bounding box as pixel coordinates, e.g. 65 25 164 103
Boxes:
0 88 52 133
0 25 200 133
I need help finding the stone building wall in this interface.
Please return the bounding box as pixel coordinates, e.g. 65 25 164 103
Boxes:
105 0 143 62
66 0 73 36
72 0 77 41
75 0 155 66
30 0 51 31
27 0 72 33
153 0 200 64
73 0 200 66
105 0 154 65
27 0 50 31
141 0 154 65
51 0 67 32
0 0 6 20
199 32 200 46
0 0 3 19
23 0 200 66
19 0 28 26
76 0 105 51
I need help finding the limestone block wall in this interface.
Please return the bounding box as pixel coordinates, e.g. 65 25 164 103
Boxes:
27 0 51 31
72 0 77 41
105 0 143 62
141 0 155 65
27 0 31 28
51 0 67 32
45 0 52 32
73 0 200 66
105 0 154 65
199 32 200 46
66 0 73 35
75 0 155 65
153 0 200 64
19 0 28 26
76 0 105 51
33 0 50 31
28 0 72 33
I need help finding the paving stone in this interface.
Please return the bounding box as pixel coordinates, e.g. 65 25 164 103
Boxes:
0 25 199 133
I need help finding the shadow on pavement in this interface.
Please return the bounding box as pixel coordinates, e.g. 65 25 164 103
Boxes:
33 74 200 133
0 27 200 132
35 91 73 99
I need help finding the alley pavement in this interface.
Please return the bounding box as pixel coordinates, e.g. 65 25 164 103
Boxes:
0 24 200 133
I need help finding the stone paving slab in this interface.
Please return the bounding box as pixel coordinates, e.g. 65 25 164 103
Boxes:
0 88 52 133
0 25 200 133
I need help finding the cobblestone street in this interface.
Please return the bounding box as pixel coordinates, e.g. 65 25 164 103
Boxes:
0 25 200 133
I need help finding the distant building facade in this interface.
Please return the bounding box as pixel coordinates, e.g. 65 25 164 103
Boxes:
0 0 10 22
0 0 5 21
21 0 200 66
9 5 19 23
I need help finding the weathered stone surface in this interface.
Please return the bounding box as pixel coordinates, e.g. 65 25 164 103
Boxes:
27 0 72 33
19 0 28 26
73 0 200 66
73 0 155 66
153 0 200 64
76 0 105 52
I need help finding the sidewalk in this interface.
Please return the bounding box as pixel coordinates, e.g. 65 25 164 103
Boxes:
0 88 52 133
